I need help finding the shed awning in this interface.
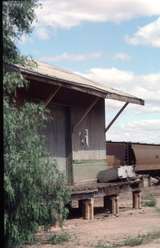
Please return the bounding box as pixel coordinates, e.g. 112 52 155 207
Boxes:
9 61 144 105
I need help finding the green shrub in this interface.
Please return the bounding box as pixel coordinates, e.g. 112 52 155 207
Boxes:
143 193 157 207
96 243 117 248
95 231 160 248
4 97 71 247
3 2 70 247
48 232 71 245
156 207 160 214
122 236 144 246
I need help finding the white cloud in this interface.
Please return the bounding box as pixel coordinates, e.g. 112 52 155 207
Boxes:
106 119 160 143
35 28 50 40
34 0 160 38
39 52 102 62
85 67 134 85
83 66 160 143
113 52 131 61
128 119 160 131
83 67 160 102
39 52 132 63
82 66 160 143
126 17 160 47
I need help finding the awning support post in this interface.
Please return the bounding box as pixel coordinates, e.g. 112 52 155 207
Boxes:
105 102 129 133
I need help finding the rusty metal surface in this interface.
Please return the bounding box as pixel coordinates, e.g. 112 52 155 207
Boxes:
106 141 160 173
133 144 160 171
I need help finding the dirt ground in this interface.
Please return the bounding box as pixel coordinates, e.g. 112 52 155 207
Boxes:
26 183 160 248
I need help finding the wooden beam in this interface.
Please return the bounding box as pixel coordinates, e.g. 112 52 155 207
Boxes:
72 97 99 132
22 72 106 99
132 191 141 209
105 102 129 133
44 86 61 108
106 93 144 105
82 198 94 220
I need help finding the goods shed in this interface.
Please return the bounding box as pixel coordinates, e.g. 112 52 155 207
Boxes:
6 61 144 186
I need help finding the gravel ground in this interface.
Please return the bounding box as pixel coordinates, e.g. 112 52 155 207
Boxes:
25 184 160 248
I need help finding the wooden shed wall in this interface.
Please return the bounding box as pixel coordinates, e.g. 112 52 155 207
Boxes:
43 100 107 185
71 99 107 184
18 79 107 185
43 105 68 176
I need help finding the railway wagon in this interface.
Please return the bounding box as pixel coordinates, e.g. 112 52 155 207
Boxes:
106 141 160 177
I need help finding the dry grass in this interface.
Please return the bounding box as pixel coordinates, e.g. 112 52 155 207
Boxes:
95 231 160 248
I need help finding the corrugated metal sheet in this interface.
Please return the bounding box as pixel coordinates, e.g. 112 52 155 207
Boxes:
11 61 144 105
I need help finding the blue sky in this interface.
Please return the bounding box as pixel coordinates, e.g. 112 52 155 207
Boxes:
18 0 160 143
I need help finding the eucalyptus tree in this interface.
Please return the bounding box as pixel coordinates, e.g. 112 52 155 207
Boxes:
3 1 70 247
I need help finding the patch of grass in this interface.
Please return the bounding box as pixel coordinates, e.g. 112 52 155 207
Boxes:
95 231 160 248
143 193 157 207
155 207 160 214
48 231 70 245
122 235 144 247
95 242 117 248
146 231 160 241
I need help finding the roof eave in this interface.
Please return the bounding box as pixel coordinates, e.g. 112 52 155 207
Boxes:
6 63 145 106
106 92 144 105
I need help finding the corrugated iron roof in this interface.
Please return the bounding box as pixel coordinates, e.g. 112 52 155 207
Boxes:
11 61 144 105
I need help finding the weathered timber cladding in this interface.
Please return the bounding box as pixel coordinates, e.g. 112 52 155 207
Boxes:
43 98 107 185
44 105 68 175
72 99 106 160
44 104 73 184
71 99 107 184
18 79 107 185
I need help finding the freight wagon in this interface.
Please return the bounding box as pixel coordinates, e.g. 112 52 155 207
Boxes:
106 141 160 178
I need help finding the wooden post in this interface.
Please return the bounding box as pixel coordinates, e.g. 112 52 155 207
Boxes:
105 102 129 133
112 196 119 216
115 195 119 216
104 195 119 216
141 176 144 188
90 198 94 220
83 198 94 220
132 191 138 209
138 191 142 209
148 175 151 187
132 191 141 209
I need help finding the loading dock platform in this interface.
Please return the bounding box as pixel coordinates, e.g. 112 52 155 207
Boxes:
69 178 142 220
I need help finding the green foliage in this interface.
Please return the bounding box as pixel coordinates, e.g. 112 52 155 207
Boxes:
155 207 160 214
48 232 71 245
3 1 71 247
4 82 70 246
143 193 157 207
122 236 144 247
95 231 160 248
95 242 116 248
3 0 38 64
